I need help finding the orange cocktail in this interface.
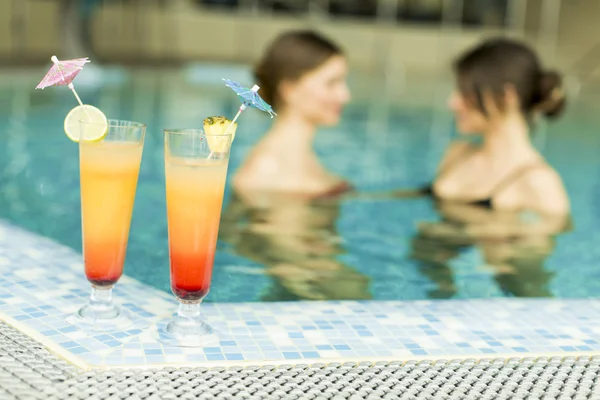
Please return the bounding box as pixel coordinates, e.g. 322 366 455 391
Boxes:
160 127 232 347
166 158 228 301
80 141 143 286
71 119 145 331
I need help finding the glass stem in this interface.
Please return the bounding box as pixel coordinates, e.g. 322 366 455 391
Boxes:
177 301 201 321
89 286 115 311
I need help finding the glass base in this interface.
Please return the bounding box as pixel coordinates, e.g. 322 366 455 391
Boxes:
158 302 218 347
66 304 137 332
66 285 148 332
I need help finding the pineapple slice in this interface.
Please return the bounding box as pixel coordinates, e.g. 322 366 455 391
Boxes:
204 116 237 153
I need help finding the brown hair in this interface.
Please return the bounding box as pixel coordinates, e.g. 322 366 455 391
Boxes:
254 30 343 109
455 38 566 119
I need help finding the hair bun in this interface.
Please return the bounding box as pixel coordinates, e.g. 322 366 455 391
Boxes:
537 70 566 119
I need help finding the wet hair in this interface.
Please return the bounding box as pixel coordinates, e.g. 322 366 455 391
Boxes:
455 38 566 119
253 30 343 109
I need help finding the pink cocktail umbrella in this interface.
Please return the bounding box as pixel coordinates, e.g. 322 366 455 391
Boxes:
36 55 90 108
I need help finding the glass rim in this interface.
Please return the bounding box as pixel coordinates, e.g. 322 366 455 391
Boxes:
79 119 146 129
164 129 233 138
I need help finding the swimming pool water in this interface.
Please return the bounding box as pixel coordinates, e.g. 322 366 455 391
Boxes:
1 64 599 302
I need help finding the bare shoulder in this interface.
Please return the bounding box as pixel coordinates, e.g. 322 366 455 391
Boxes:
526 165 565 191
523 165 570 216
232 141 278 189
438 140 477 171
231 155 264 193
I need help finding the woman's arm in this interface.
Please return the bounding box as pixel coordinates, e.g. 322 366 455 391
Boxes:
335 141 477 202
524 167 570 217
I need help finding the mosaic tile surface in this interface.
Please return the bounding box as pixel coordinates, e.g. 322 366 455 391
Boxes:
1 219 600 369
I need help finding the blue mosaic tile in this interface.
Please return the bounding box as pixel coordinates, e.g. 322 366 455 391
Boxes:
224 353 243 361
334 345 351 351
282 352 301 360
59 326 77 333
71 347 90 355
512 347 528 353
2 220 600 368
203 347 221 354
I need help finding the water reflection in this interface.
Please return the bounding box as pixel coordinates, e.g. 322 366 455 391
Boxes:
220 191 372 301
410 202 570 298
1 68 599 301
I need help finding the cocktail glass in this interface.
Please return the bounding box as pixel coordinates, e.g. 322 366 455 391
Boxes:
67 119 145 331
159 129 232 346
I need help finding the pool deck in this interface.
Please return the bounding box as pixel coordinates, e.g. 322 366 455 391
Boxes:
2 319 598 399
1 218 599 373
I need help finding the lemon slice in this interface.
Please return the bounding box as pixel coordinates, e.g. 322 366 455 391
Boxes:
204 116 237 153
64 105 108 143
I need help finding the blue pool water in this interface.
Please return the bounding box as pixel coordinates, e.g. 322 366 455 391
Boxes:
1 64 599 302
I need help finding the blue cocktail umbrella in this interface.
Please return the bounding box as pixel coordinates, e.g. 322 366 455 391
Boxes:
222 78 277 133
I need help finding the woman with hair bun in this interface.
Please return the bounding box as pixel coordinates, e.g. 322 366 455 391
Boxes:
409 38 571 298
421 38 570 216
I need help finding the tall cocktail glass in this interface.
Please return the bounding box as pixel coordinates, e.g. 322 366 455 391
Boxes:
160 129 232 346
67 119 145 331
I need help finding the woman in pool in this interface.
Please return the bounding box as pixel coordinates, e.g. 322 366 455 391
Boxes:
408 38 572 298
420 38 570 218
232 30 352 197
220 31 370 301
